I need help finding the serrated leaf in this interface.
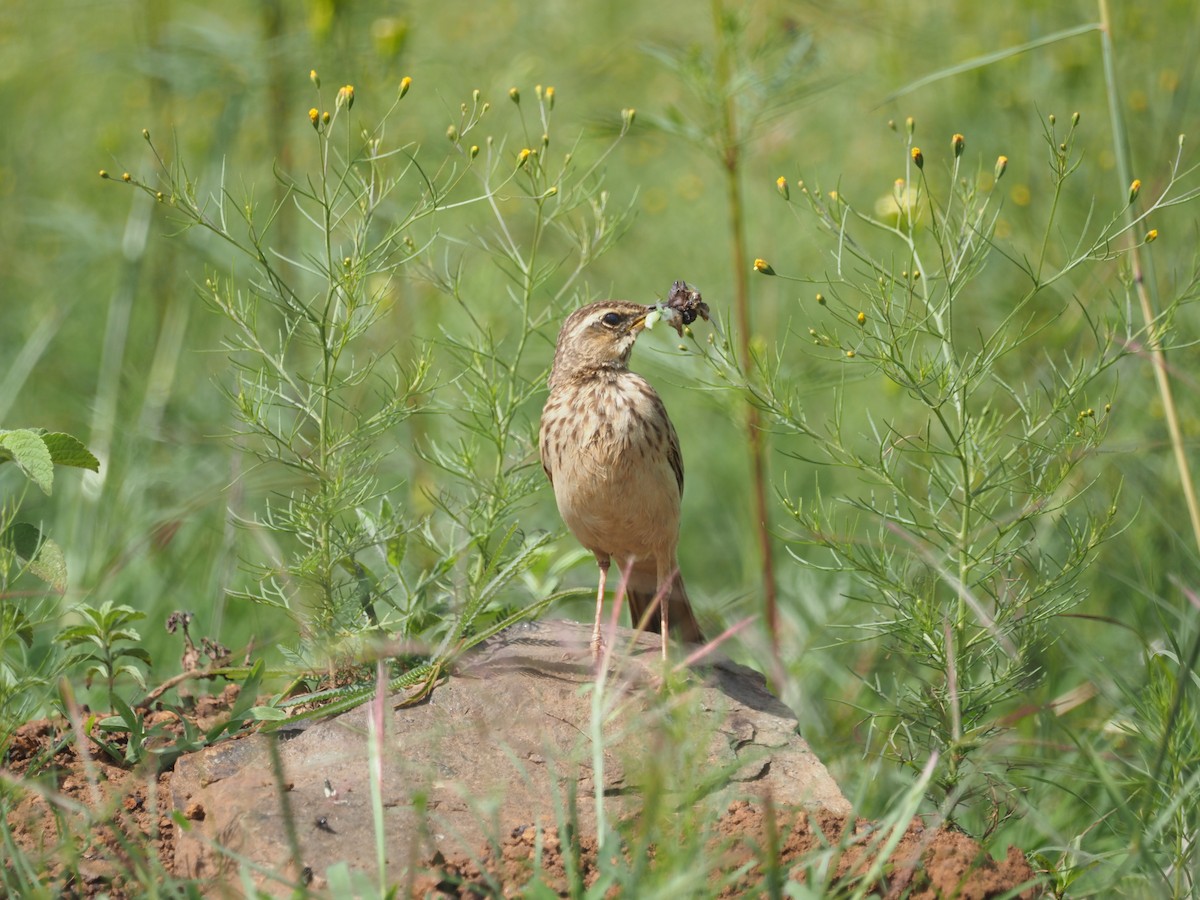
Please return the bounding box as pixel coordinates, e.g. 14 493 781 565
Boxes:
41 432 100 472
0 429 54 494
5 523 68 591
26 536 67 591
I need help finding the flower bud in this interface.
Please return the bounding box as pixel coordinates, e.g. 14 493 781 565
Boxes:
322 111 330 124
310 69 320 87
905 116 915 136
99 169 109 179
1072 111 1080 126
911 147 924 169
446 124 458 142
398 76 412 99
309 107 319 128
509 87 520 103
776 176 789 200
122 172 131 182
994 155 1008 180
1128 179 1141 203
545 86 555 109
1146 229 1159 243
621 108 636 127
816 293 825 305
337 84 355 110
952 133 964 157
518 147 532 167
469 145 480 159
856 311 866 325
142 128 150 141
753 258 776 275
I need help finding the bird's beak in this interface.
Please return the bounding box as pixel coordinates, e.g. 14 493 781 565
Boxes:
630 310 651 333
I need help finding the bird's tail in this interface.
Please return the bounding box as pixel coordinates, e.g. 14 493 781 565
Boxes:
624 563 704 644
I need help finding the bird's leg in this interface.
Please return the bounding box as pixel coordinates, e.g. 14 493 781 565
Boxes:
592 554 611 663
657 560 672 662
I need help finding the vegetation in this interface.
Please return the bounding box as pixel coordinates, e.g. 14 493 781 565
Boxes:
2 0 1199 894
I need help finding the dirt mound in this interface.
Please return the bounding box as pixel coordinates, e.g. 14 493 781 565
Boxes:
3 623 1044 896
414 801 1039 898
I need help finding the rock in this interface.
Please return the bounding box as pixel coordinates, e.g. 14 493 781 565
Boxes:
170 619 848 892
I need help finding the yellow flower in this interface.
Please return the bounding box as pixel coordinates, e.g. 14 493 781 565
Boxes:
509 87 520 103
952 133 965 158
856 311 866 325
309 108 319 127
310 69 320 87
911 147 924 169
398 76 412 99
753 258 776 275
1129 179 1141 203
469 145 480 159
518 147 532 167
846 349 856 358
994 155 1008 180
1146 229 1159 243
776 176 789 200
545 86 555 109
122 172 131 182
337 84 355 110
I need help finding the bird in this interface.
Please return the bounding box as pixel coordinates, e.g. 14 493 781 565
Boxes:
539 299 705 662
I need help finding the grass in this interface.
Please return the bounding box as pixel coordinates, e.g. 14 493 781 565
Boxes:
3 0 1200 895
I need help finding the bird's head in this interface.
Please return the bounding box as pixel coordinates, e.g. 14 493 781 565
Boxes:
549 300 657 384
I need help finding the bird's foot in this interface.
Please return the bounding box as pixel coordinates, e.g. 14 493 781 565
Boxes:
590 633 605 667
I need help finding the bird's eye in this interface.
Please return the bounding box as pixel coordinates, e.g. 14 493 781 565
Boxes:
600 312 622 327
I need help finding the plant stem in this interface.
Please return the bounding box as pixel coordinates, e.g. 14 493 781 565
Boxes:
1098 0 1200 555
712 0 780 676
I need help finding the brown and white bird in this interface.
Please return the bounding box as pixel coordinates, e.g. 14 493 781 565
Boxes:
539 300 705 661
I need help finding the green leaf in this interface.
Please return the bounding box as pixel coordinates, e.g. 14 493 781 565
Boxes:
5 523 68 590
25 536 67 591
41 432 100 472
5 522 44 561
0 429 54 494
246 705 288 721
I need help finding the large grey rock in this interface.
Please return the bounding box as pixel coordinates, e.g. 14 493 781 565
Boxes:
170 619 848 892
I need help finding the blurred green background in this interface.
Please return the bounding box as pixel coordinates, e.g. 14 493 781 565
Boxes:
3 0 1200 879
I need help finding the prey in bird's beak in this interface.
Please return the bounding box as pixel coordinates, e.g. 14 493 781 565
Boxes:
642 280 711 337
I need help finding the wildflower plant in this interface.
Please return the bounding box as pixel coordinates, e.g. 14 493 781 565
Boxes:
104 76 630 694
411 82 636 646
705 115 1200 829
105 78 456 656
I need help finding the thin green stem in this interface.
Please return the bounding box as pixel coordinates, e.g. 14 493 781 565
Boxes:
712 0 780 677
1098 0 1200 556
